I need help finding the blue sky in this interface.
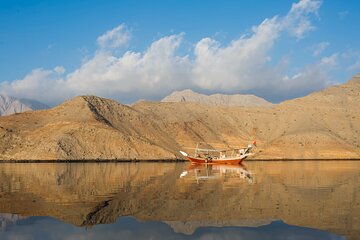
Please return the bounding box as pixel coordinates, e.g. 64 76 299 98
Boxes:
0 0 360 105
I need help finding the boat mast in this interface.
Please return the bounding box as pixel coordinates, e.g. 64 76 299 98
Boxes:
195 142 199 156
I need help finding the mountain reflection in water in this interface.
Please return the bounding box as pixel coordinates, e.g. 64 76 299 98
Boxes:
0 215 346 240
0 161 359 240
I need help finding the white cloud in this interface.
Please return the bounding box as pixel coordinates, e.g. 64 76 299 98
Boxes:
284 0 321 39
1 0 332 105
191 0 323 97
192 16 281 91
320 54 338 67
66 34 191 100
97 24 131 49
54 66 66 74
277 54 337 96
312 42 330 56
0 68 72 104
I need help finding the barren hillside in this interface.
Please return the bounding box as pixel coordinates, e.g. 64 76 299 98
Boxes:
0 75 359 160
161 89 272 107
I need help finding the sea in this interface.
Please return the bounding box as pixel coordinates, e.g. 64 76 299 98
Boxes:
0 161 359 240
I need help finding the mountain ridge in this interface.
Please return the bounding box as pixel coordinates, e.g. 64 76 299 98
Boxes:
161 89 273 107
0 75 359 160
0 94 48 116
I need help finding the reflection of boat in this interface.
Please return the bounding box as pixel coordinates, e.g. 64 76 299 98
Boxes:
180 164 254 184
179 141 256 164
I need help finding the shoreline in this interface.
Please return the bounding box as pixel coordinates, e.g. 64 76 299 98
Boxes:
0 158 360 163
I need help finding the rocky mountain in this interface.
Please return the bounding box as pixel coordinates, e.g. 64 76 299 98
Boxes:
0 96 180 160
0 94 48 116
0 74 359 160
161 89 273 107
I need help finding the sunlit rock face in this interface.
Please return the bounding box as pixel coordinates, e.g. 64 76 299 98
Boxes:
0 76 359 160
161 89 273 107
0 162 359 239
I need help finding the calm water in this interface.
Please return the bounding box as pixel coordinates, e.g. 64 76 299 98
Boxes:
0 161 359 240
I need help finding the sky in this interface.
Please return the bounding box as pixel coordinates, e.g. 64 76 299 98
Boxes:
0 0 360 105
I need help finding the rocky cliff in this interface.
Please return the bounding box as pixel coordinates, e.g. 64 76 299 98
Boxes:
161 89 272 107
0 95 48 116
0 75 359 160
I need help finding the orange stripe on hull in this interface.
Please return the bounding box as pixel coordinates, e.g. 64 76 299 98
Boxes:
186 156 245 165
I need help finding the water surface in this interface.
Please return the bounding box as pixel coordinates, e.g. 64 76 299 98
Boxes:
0 161 359 239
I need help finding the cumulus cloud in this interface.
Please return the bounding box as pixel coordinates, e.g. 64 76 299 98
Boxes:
191 0 324 98
284 0 321 39
64 34 192 101
54 66 66 74
97 24 131 49
320 54 338 67
1 0 334 105
276 54 338 100
193 17 281 91
1 28 191 104
0 68 72 104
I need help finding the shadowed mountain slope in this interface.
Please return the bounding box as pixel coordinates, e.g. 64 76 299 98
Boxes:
0 75 359 160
